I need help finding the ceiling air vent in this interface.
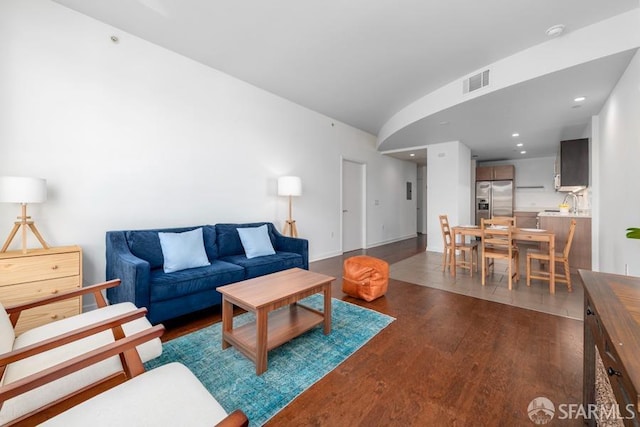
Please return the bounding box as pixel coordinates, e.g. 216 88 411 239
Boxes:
463 69 490 94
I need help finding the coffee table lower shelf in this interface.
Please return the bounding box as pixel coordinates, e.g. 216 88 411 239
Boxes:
223 304 325 369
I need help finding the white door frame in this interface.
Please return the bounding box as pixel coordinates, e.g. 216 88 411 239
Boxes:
340 157 367 253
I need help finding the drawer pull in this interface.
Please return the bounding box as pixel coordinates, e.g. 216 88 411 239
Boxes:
51 289 59 294
51 314 59 320
607 367 622 377
51 265 59 270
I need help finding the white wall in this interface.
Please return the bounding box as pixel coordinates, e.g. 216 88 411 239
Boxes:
378 9 640 147
0 0 417 287
480 157 567 211
595 49 640 275
426 141 471 252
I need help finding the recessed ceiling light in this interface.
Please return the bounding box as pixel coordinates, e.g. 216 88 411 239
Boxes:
516 143 523 147
520 151 527 154
409 153 415 157
512 133 519 137
574 96 586 102
546 24 565 37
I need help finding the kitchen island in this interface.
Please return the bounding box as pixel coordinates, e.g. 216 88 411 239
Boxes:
537 211 592 271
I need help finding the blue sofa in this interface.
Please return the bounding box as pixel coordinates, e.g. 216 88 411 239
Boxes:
105 222 308 324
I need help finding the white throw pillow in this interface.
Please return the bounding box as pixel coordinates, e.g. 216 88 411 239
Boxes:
158 228 210 273
237 225 276 259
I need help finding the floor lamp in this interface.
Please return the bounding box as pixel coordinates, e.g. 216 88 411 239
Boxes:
0 176 49 254
278 176 302 237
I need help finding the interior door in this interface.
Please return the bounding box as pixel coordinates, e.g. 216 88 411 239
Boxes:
342 159 364 252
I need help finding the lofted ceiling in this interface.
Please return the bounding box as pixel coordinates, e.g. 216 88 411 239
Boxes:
52 0 639 163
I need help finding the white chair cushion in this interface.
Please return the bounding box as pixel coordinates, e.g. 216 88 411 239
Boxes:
0 302 162 425
42 363 229 427
0 303 16 386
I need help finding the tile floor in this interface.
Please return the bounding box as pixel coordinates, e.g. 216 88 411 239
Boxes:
390 244 584 320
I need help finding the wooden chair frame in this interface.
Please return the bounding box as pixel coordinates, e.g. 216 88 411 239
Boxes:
3 279 121 328
481 218 520 289
491 216 516 227
1 305 248 426
0 280 151 426
0 310 155 426
439 215 478 277
526 219 577 292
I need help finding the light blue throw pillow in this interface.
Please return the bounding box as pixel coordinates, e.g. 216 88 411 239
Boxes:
158 228 211 273
237 225 276 259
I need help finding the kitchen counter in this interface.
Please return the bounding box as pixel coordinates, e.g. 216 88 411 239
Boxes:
538 214 592 271
537 211 591 218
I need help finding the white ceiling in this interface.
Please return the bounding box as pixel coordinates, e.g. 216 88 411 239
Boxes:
52 0 639 163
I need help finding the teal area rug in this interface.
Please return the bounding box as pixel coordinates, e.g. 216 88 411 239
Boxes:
144 294 395 426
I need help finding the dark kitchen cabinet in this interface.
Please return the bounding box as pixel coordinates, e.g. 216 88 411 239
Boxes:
556 138 589 190
476 165 514 181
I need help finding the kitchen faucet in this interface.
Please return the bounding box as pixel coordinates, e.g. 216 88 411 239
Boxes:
562 192 579 214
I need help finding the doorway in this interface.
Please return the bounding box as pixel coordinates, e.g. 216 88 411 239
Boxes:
417 165 427 234
342 159 365 252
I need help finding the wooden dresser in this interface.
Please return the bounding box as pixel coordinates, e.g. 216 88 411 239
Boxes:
581 270 640 426
0 246 82 335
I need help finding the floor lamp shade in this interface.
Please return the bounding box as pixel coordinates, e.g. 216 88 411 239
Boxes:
278 176 301 237
277 176 302 197
0 176 49 253
0 176 47 203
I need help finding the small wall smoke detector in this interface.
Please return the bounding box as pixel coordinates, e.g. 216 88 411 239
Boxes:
545 24 565 37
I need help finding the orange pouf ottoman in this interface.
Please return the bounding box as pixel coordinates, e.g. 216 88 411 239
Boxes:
342 255 389 302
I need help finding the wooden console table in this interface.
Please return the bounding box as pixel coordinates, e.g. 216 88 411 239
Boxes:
580 270 640 426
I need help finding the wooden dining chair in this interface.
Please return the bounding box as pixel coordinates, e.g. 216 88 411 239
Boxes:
526 219 576 292
439 215 478 276
481 218 519 289
491 216 516 227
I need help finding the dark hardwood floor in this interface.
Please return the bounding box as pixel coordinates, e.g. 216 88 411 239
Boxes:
162 235 583 426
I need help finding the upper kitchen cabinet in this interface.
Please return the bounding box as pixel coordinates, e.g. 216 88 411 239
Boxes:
554 138 589 191
476 165 515 181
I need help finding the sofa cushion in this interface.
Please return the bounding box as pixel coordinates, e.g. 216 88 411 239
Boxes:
237 224 276 259
220 252 303 279
158 228 210 273
126 226 218 269
149 260 245 302
217 222 277 257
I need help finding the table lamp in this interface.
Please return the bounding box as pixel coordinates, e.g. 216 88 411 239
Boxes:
0 176 49 253
278 176 302 237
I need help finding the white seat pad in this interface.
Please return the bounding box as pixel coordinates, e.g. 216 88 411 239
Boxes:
0 302 162 425
42 363 229 427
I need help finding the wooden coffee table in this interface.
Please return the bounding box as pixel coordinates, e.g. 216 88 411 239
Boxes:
217 268 335 375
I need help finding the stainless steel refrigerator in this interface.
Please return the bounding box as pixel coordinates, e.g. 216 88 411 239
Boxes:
475 180 514 225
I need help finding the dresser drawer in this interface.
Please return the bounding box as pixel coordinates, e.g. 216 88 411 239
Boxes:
0 276 80 304
0 246 83 335
13 298 81 336
0 251 80 286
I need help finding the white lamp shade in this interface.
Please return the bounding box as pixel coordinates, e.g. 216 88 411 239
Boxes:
0 176 47 203
278 176 302 196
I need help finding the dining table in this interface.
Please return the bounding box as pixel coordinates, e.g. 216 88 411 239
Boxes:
451 225 557 293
